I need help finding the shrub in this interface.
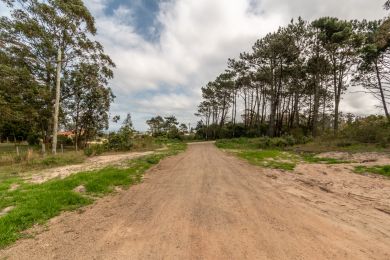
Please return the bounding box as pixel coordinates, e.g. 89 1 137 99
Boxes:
106 127 133 151
84 144 106 157
84 147 94 157
27 133 40 145
340 116 390 144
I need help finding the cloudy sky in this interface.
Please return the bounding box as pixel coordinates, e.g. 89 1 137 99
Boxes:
4 0 386 130
84 0 388 131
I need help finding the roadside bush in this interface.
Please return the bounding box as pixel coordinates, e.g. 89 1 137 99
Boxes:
166 127 181 139
106 126 133 151
84 144 106 157
340 116 390 145
257 136 307 149
84 147 94 157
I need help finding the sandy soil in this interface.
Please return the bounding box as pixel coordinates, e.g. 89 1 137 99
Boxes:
28 151 154 183
1 142 390 259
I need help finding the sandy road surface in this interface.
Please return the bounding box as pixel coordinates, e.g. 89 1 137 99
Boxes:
1 142 390 259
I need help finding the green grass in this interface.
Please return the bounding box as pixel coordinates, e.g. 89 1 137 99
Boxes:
215 137 261 150
216 138 355 171
216 139 298 170
354 165 390 177
0 142 186 248
238 150 297 171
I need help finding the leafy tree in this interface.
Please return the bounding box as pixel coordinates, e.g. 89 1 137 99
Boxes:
1 0 106 153
146 116 165 136
1 0 114 150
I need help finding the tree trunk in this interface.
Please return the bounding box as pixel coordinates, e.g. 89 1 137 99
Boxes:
312 78 321 137
52 48 62 154
375 62 390 122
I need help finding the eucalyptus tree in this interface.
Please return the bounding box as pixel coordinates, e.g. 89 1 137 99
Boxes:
1 0 104 153
0 46 44 142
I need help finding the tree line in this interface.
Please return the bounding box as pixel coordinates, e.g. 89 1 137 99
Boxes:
146 115 189 139
0 0 114 153
195 4 390 139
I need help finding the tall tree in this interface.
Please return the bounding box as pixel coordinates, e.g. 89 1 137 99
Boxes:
2 0 101 153
312 17 360 133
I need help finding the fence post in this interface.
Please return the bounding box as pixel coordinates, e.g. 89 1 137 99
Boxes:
16 146 19 156
61 144 64 154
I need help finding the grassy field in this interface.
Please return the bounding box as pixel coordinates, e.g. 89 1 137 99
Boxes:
0 142 186 248
216 138 356 171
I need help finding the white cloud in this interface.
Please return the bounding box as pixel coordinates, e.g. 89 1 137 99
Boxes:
85 0 388 130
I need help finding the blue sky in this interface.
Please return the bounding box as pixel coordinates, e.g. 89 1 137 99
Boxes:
102 0 162 41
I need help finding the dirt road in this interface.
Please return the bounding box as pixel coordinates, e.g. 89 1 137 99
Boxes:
1 142 390 259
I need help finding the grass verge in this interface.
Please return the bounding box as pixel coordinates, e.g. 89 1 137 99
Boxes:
238 150 297 171
354 165 390 177
0 142 186 248
216 138 353 171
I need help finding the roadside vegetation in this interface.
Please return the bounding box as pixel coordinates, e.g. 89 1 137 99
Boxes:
216 137 363 171
0 142 186 248
354 165 390 177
